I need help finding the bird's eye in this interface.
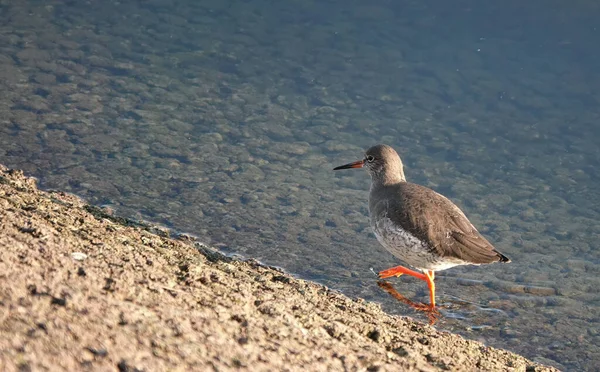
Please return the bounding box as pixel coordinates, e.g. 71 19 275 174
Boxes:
366 155 375 163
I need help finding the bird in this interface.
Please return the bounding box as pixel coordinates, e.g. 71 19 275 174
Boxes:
333 144 510 309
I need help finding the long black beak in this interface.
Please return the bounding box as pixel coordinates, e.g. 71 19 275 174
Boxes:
333 159 365 170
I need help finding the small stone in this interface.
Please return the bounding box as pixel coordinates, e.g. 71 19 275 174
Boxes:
71 252 88 261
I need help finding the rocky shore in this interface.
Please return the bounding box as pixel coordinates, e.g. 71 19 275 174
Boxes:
0 165 557 371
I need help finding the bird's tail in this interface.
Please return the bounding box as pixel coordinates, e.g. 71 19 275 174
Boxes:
496 251 511 263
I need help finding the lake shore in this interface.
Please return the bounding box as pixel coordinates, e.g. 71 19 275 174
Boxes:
0 164 558 371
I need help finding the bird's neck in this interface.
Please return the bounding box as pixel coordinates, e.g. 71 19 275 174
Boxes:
371 169 406 187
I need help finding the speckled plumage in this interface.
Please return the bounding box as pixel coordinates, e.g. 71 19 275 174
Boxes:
369 182 508 270
371 215 469 271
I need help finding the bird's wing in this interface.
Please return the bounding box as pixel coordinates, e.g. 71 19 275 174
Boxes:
387 183 508 264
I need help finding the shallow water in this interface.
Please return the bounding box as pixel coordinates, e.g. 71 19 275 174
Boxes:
1 0 599 370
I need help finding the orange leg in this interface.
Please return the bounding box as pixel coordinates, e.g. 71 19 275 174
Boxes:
378 265 427 281
424 270 436 308
379 265 437 308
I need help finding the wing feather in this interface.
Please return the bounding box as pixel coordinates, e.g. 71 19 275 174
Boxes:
382 183 509 264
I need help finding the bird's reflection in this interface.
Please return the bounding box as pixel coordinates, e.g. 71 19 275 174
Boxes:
377 280 440 325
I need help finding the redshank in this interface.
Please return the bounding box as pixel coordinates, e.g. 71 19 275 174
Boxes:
334 144 510 309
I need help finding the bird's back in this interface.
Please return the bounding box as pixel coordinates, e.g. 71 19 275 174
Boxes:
369 182 510 268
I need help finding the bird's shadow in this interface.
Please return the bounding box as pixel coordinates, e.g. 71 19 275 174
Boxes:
377 280 440 325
